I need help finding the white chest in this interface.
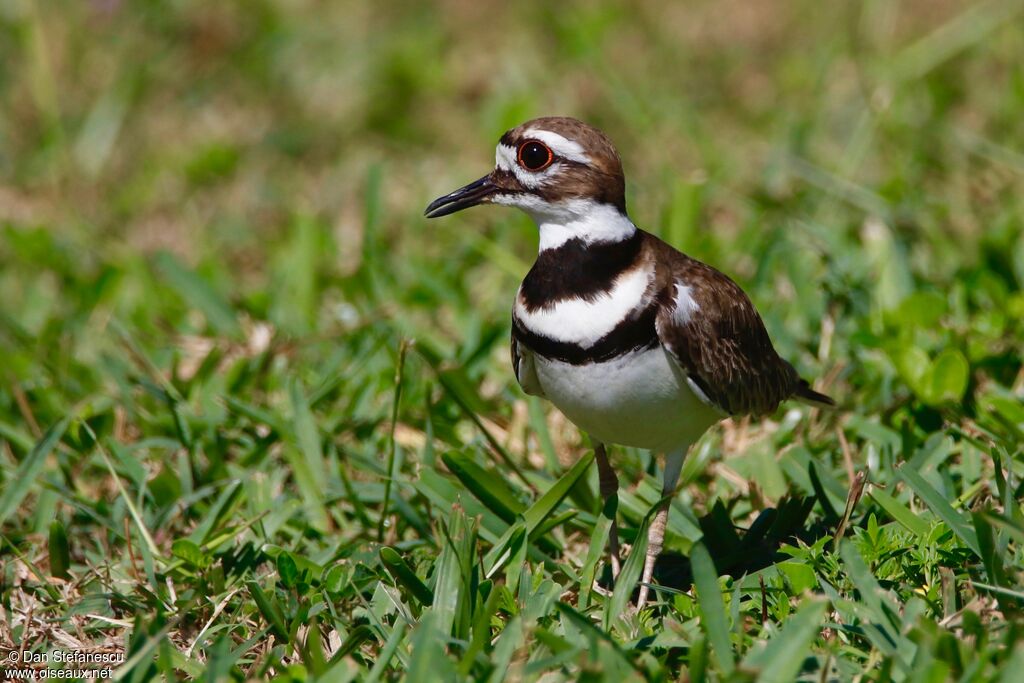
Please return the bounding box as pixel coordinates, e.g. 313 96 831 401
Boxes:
513 266 651 347
530 346 723 452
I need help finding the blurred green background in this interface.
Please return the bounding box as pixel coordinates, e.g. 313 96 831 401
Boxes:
2 0 1024 680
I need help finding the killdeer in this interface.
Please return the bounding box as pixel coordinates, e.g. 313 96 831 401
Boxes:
425 116 834 606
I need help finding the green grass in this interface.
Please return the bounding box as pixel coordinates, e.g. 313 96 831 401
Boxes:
2 0 1024 680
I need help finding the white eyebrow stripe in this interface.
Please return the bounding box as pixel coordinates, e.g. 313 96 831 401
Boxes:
522 129 590 164
495 143 517 171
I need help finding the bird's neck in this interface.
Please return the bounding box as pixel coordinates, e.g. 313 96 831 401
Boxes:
518 215 645 311
528 200 637 253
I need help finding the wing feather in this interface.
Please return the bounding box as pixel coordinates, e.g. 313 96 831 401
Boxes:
654 252 806 416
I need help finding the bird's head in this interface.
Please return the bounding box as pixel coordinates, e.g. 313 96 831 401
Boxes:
424 117 628 230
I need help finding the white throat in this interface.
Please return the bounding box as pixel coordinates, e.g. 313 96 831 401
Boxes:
535 201 635 251
493 195 636 252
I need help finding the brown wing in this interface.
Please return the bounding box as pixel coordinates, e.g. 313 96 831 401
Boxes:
652 245 805 417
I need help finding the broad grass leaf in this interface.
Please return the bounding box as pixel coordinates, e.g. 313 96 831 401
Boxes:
406 611 458 681
484 521 526 579
898 463 980 556
777 561 817 593
48 520 71 579
366 621 407 682
523 450 594 535
171 539 210 569
579 495 614 611
868 486 931 537
380 547 434 606
972 512 1011 614
927 349 969 404
838 541 912 671
554 602 638 677
442 451 526 524
741 597 827 682
285 381 329 532
416 468 507 544
605 512 648 629
334 624 376 661
430 506 474 638
458 585 502 677
892 290 946 328
188 480 243 546
246 580 288 642
276 551 300 589
998 644 1024 683
153 251 240 338
486 616 523 683
863 218 912 311
532 509 576 539
898 346 931 397
269 215 321 334
690 541 735 675
0 416 70 528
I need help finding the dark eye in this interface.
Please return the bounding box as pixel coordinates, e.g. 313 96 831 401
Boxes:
517 141 553 171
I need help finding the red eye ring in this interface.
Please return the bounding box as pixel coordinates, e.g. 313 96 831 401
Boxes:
517 140 554 171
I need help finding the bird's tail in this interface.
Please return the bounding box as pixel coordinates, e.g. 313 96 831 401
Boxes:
794 378 836 409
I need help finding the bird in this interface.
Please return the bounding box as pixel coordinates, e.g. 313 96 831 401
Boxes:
424 116 834 606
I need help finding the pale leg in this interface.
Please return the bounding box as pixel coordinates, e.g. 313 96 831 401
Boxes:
637 447 687 607
594 442 622 578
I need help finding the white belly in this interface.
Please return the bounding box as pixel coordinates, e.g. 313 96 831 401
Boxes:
532 346 723 451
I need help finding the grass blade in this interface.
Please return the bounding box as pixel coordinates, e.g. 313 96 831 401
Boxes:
47 519 71 579
486 616 523 683
691 541 735 675
365 621 407 683
898 464 980 556
605 513 648 628
379 339 409 541
838 541 911 670
458 584 502 676
0 416 69 528
430 506 474 638
523 450 594 535
246 580 288 642
554 602 637 674
484 521 527 579
442 450 526 524
483 450 593 574
808 461 840 523
415 343 535 492
868 486 930 537
578 496 614 611
380 547 434 606
153 251 240 337
286 380 329 532
741 597 827 682
406 611 458 681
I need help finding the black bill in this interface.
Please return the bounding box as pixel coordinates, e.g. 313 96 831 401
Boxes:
424 175 497 218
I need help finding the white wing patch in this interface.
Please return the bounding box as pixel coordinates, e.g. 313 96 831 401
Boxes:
672 283 701 324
